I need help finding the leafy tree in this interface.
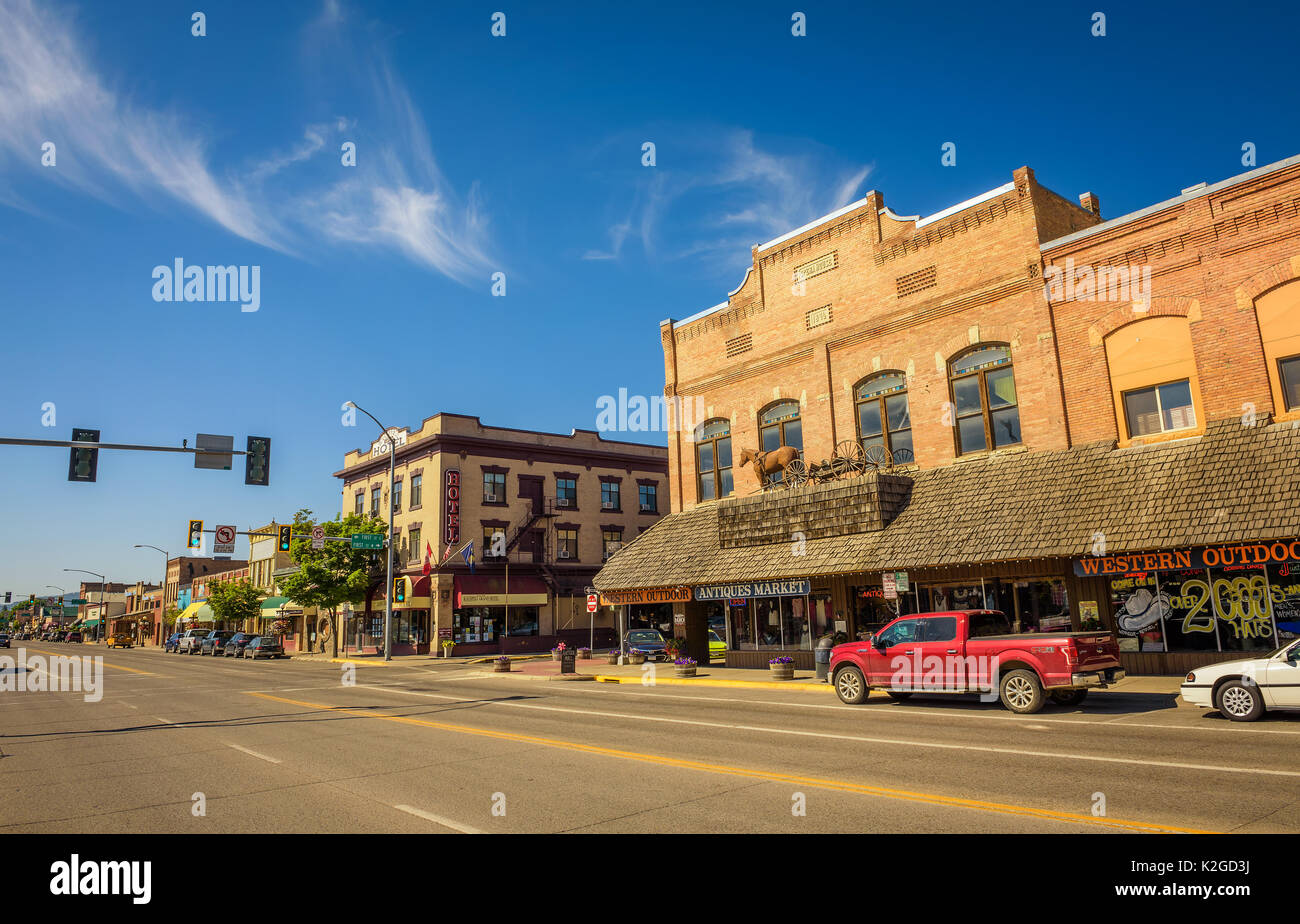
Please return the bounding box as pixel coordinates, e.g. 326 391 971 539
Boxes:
207 579 264 631
277 508 389 657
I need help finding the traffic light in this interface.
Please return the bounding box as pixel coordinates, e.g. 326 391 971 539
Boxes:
393 577 406 603
188 519 204 549
244 436 271 486
3 592 9 604
67 428 100 482
278 525 292 552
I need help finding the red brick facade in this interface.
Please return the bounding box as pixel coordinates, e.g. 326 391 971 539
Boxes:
663 155 1300 513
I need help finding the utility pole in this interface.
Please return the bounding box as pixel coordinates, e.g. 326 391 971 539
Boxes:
345 402 397 661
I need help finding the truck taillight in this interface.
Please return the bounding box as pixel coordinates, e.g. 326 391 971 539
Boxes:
1064 643 1078 667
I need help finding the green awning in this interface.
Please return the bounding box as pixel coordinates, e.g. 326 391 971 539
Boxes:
83 618 100 627
260 596 289 610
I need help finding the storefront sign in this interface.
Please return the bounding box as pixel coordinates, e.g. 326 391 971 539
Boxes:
438 627 453 640
1075 540 1300 576
895 571 910 592
882 574 898 600
598 586 692 606
370 427 408 458
694 580 810 601
443 469 461 545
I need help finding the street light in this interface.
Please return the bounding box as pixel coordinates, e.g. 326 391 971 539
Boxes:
133 545 170 645
345 401 396 662
45 585 66 634
64 568 106 643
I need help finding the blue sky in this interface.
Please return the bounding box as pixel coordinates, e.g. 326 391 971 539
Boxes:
2 0 1298 598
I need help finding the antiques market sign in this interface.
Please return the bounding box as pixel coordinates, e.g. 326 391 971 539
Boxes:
694 580 810 601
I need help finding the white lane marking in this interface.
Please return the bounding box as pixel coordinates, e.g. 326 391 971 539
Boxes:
351 684 1300 779
608 689 1300 736
226 743 281 764
391 804 482 833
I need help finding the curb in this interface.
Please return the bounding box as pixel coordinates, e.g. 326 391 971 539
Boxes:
591 674 833 692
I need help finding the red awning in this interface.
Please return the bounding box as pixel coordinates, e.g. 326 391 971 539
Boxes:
411 575 431 596
454 575 549 607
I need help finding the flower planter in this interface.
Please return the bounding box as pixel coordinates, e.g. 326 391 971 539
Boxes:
552 650 563 661
629 652 647 665
674 666 697 678
578 649 592 660
769 663 795 681
493 660 511 672
606 652 620 665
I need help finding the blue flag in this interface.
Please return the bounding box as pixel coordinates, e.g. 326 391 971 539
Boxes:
461 540 475 574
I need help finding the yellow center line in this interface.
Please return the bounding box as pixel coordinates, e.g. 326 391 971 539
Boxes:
23 648 162 677
245 691 1216 834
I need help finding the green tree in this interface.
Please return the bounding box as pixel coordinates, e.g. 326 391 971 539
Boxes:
277 508 389 657
207 579 264 631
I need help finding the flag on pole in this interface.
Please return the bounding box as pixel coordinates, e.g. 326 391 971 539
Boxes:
461 540 475 574
422 540 432 576
442 542 453 562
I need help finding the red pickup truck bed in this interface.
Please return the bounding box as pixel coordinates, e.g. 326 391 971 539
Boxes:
829 610 1124 714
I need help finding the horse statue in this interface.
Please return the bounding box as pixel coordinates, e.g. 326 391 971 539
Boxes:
737 446 800 490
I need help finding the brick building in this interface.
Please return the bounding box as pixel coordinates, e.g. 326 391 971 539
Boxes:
597 154 1300 676
335 413 668 656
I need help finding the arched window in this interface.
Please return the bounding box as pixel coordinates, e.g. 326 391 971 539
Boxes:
1104 316 1201 439
855 372 912 461
759 401 802 454
694 419 733 501
1254 280 1300 414
949 344 1020 454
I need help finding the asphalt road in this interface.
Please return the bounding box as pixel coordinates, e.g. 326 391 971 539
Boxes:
2 642 1298 834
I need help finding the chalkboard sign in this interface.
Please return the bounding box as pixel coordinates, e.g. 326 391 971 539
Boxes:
560 648 577 674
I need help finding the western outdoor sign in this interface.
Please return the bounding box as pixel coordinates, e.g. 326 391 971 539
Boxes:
694 580 811 601
1074 540 1300 576
599 587 692 606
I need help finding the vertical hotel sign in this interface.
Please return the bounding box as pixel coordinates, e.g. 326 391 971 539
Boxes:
444 469 461 545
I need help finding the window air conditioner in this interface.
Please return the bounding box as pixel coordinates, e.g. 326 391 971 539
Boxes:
558 550 571 559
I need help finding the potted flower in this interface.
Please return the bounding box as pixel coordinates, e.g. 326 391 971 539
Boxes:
606 648 620 665
674 657 697 678
578 647 592 660
552 641 567 662
628 648 647 665
441 639 456 658
768 655 795 680
493 655 512 673
664 637 687 659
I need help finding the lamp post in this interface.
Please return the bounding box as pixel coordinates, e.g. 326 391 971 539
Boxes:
45 585 66 635
345 401 396 661
133 545 170 645
63 568 106 643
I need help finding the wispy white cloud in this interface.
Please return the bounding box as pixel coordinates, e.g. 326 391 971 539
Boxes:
0 0 493 283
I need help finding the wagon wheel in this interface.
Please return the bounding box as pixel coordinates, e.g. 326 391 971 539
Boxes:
890 447 915 466
862 445 890 469
835 440 867 475
783 458 808 487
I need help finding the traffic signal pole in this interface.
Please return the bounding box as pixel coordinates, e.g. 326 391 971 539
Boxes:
344 401 396 662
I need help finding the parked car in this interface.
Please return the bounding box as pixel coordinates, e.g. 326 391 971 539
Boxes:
243 635 284 660
830 609 1125 714
0 634 9 649
63 631 82 643
107 633 133 649
1180 639 1300 721
163 632 182 653
708 630 726 659
177 628 209 654
223 632 257 657
200 630 237 656
623 629 671 661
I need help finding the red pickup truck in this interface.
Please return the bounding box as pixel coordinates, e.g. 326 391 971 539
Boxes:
829 609 1124 714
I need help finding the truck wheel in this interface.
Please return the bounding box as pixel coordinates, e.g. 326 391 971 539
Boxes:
999 669 1045 714
1050 689 1087 706
1216 680 1264 722
834 666 868 705
886 691 913 701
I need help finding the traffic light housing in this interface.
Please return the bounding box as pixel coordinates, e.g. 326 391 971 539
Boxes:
245 436 271 486
278 525 292 552
67 428 100 482
393 577 406 604
188 519 204 549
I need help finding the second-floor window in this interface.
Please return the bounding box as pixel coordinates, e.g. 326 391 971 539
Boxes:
1282 356 1300 411
483 527 506 558
370 486 380 516
600 481 620 511
759 401 803 454
1123 379 1196 437
410 474 422 507
354 493 363 516
639 483 657 512
557 528 578 561
556 478 577 508
695 419 733 501
602 528 623 561
483 472 506 504
855 372 913 462
392 480 402 512
950 344 1021 455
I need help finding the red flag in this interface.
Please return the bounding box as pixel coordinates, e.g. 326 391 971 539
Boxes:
422 540 432 576
442 542 453 562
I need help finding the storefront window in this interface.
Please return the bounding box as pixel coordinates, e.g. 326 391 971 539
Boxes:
1110 573 1167 652
1014 579 1071 632
1207 565 1274 652
810 593 834 641
728 602 753 649
1111 566 1281 654
928 582 993 612
1267 563 1300 642
507 607 539 636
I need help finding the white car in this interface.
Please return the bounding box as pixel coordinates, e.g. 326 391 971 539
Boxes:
1180 640 1300 721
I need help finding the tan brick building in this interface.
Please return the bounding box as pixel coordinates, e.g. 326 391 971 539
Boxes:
335 413 667 656
599 154 1300 676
